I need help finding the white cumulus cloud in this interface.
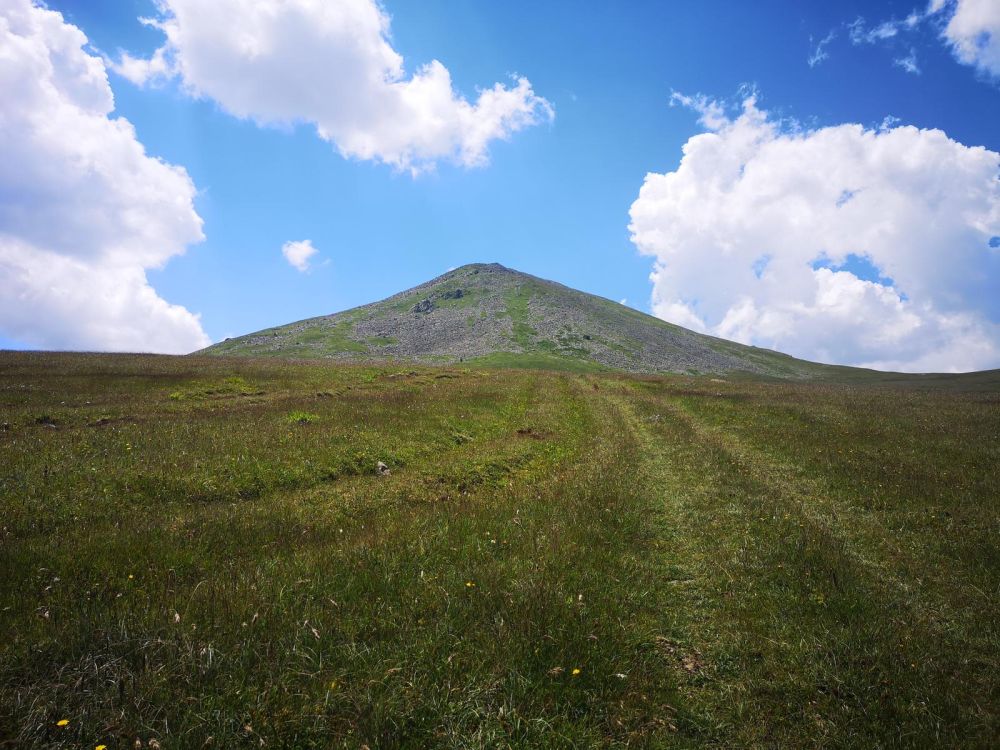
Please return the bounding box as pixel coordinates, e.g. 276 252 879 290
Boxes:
629 95 1000 373
0 0 209 353
113 0 553 173
932 0 1000 78
282 240 318 272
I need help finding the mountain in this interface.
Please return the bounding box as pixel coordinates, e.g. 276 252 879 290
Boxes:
200 262 830 377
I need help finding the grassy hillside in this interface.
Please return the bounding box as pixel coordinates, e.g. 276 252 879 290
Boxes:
201 263 830 378
1 352 998 747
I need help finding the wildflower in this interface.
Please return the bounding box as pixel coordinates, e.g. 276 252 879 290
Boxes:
572 668 582 676
56 719 69 727
128 574 134 580
465 581 476 588
97 745 108 750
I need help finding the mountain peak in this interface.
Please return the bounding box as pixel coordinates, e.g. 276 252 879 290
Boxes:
202 263 818 377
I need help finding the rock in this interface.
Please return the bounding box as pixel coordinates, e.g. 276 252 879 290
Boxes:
376 461 391 476
441 289 464 300
412 298 436 314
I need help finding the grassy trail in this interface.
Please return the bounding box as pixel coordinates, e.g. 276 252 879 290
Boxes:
616 384 998 747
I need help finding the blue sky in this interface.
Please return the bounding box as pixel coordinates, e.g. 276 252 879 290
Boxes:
2 0 999 370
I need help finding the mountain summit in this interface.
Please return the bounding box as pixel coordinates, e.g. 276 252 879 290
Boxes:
201 263 820 377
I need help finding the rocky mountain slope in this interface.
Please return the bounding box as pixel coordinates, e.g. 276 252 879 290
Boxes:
200 263 828 377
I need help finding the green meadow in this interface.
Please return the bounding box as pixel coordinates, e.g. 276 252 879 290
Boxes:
1 352 997 748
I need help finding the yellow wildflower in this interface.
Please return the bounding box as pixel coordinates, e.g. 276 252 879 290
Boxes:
572 668 582 676
97 745 108 750
465 581 476 588
56 719 69 727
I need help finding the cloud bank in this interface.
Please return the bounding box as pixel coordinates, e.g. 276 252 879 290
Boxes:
0 0 209 353
114 0 553 173
629 95 1000 372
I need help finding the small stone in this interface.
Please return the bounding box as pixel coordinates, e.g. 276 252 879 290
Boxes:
376 461 390 476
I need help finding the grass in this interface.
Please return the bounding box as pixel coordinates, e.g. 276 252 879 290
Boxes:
210 319 370 358
290 321 367 354
286 410 321 424
502 284 539 348
435 288 481 310
0 351 997 748
467 351 609 374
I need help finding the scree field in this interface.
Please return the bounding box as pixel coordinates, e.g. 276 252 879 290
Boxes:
1 352 998 748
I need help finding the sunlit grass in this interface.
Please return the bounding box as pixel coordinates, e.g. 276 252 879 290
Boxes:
0 352 997 747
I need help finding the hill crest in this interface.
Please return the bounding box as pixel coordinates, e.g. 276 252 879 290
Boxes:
201 262 820 377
